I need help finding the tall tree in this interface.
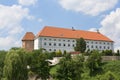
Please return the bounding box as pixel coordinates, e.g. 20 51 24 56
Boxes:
74 38 86 53
2 49 28 80
0 50 7 79
30 49 50 80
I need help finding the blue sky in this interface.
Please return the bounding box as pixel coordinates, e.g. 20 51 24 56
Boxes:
0 0 120 51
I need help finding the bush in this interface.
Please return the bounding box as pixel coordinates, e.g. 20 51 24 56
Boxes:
55 50 62 57
103 50 113 56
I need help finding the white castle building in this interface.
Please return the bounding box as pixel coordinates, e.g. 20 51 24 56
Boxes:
32 26 114 52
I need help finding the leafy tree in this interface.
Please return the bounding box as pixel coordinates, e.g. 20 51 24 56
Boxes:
30 50 50 80
100 71 118 80
56 50 62 57
55 54 84 80
0 50 7 79
116 50 120 56
86 50 102 76
2 49 28 80
103 50 113 56
74 38 86 53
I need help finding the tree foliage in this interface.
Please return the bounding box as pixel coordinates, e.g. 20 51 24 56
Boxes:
86 50 102 76
74 38 86 53
30 49 50 80
0 50 7 79
55 54 84 80
2 49 28 80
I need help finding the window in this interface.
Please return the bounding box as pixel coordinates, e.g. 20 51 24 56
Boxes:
104 42 105 44
87 41 89 43
63 40 65 41
96 46 98 48
59 43 61 46
44 42 46 45
49 39 51 41
73 44 75 47
107 43 109 45
68 40 70 42
49 49 52 51
54 39 56 41
91 42 93 44
54 43 56 46
49 43 52 46
96 42 97 44
44 38 46 40
91 45 93 48
99 42 101 44
63 44 66 46
68 44 70 47
104 46 106 49
54 49 56 51
87 45 89 48
59 39 61 41
108 47 110 49
99 46 101 49
73 40 75 42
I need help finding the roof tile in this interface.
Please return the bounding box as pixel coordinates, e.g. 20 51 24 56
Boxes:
37 26 113 42
22 32 35 41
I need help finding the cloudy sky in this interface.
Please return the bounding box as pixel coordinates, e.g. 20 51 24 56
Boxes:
0 0 120 51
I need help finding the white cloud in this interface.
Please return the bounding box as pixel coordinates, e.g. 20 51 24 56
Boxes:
38 18 43 22
0 5 31 50
18 0 37 6
99 8 120 51
88 28 97 32
59 0 118 16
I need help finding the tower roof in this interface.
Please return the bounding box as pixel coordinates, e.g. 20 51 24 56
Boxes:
22 32 35 41
37 26 113 42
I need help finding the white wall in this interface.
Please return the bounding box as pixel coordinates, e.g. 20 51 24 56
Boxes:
34 37 114 52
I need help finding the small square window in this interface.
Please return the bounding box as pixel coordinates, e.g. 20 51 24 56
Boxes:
59 43 61 46
54 43 56 46
73 44 75 47
44 42 46 45
63 40 65 41
49 49 52 51
44 38 46 40
91 45 93 48
49 43 52 46
68 44 70 47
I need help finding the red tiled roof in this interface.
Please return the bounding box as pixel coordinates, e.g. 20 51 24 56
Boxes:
22 32 35 41
37 26 113 42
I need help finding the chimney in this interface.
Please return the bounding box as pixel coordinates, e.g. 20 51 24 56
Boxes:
72 27 75 31
97 29 100 34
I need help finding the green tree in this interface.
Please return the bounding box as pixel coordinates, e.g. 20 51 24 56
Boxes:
0 50 7 79
100 71 118 80
2 49 28 80
56 50 62 57
55 54 84 80
74 38 86 53
30 50 50 80
86 50 102 76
